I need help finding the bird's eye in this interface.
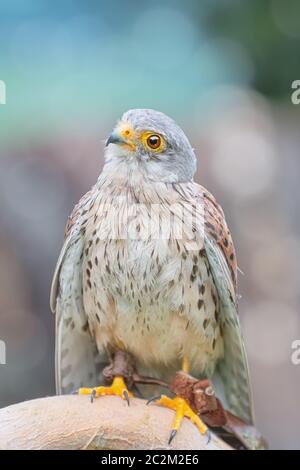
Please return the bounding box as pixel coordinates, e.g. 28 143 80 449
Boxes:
146 134 161 150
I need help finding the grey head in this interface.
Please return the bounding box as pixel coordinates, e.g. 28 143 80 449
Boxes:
105 108 197 183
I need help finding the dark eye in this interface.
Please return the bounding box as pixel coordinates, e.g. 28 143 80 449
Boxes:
146 134 161 150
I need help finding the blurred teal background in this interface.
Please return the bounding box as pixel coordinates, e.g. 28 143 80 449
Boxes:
0 0 300 449
1 0 299 142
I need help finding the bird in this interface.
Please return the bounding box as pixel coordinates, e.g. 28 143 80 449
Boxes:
50 108 254 443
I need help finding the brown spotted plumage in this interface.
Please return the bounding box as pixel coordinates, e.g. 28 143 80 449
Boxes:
203 191 237 289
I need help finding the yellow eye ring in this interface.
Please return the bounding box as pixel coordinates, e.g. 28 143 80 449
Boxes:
141 132 165 152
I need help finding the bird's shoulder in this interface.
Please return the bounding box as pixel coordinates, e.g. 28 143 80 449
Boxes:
64 188 95 239
191 183 237 291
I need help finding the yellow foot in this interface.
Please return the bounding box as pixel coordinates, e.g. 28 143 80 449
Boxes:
148 395 210 445
78 376 133 405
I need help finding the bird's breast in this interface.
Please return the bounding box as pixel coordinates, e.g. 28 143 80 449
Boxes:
81 186 223 376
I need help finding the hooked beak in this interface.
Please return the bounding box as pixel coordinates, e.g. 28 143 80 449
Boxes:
105 126 136 151
105 131 127 147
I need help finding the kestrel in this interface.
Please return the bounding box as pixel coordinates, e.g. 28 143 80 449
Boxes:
50 109 254 443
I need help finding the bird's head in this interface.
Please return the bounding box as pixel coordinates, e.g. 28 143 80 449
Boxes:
105 109 196 183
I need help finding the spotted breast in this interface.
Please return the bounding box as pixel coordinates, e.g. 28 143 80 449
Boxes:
77 171 223 381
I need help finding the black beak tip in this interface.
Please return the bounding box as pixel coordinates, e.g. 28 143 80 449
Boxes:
106 133 124 147
105 135 113 147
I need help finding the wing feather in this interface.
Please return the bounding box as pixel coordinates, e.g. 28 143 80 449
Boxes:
50 191 107 394
200 187 254 424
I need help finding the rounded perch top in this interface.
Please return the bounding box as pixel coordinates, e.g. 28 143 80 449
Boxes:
0 395 231 450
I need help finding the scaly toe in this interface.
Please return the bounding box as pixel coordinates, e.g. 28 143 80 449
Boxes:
78 376 133 403
149 394 208 442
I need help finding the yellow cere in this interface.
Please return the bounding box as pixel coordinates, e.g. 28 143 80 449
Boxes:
119 123 135 140
116 123 137 151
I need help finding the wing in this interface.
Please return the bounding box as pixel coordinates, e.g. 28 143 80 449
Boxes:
50 189 93 313
199 187 254 424
50 190 107 394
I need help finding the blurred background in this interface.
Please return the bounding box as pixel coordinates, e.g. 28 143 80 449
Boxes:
0 0 299 449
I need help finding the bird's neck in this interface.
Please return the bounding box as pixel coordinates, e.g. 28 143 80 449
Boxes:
96 158 188 205
100 158 149 187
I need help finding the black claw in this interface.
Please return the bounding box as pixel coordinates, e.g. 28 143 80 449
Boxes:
168 429 177 445
206 430 212 445
123 390 130 406
146 395 162 405
90 389 96 403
